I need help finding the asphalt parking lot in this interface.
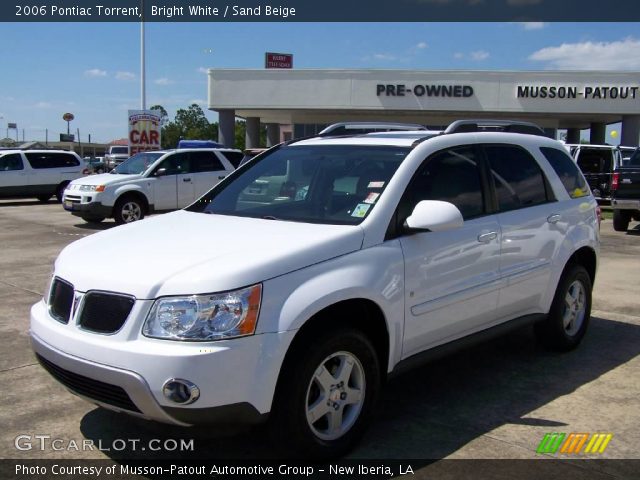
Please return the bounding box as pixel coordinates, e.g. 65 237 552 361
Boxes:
1 200 639 476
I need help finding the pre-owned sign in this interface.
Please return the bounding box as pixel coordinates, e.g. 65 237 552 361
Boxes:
377 84 474 98
128 110 161 155
265 52 293 69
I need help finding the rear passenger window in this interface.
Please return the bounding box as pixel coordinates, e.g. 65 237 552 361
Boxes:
220 151 244 169
191 151 224 172
25 153 80 169
403 146 485 220
485 145 550 211
0 153 24 171
540 147 590 199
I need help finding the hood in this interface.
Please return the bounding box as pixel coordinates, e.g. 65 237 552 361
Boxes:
55 211 364 299
69 173 143 187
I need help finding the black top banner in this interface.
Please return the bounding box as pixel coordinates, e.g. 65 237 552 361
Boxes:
4 0 640 22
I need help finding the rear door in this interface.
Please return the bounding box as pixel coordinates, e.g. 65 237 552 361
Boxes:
484 144 563 319
189 150 229 201
399 145 502 357
0 153 30 197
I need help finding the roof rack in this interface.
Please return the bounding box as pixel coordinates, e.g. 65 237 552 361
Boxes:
444 120 546 137
318 122 428 137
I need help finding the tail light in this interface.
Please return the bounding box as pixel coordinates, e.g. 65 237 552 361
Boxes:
611 172 619 191
82 168 90 175
596 205 602 229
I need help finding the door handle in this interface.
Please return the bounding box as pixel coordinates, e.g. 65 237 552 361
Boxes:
183 178 191 182
547 214 561 224
477 231 498 243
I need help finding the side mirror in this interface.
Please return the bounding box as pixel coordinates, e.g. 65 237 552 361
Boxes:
154 168 167 177
404 200 464 233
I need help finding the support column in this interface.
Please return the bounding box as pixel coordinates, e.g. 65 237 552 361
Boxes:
621 115 640 147
245 117 260 149
266 123 280 147
218 109 235 148
590 122 606 145
566 128 581 144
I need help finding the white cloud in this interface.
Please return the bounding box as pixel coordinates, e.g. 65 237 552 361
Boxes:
519 22 546 30
529 38 640 70
416 42 428 49
197 67 209 74
34 102 52 109
453 52 465 59
116 71 136 81
154 77 174 86
84 68 107 78
470 50 490 61
190 98 206 106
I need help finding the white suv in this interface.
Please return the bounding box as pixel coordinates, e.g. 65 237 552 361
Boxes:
31 121 599 458
62 148 239 224
0 149 86 202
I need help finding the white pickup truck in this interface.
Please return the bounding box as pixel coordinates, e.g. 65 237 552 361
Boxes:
62 148 239 224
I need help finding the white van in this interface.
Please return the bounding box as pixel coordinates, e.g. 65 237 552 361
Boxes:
0 149 86 202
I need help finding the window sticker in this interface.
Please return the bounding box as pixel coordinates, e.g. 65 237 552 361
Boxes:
351 203 371 218
364 192 380 204
368 181 385 188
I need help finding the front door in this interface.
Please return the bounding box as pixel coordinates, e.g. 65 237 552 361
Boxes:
398 145 501 358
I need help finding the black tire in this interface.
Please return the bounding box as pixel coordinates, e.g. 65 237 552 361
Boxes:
82 216 105 224
269 328 381 459
113 195 145 225
612 210 631 232
535 264 592 352
96 168 104 174
36 195 51 202
55 182 69 203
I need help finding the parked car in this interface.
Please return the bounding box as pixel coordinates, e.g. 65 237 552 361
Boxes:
0 149 86 202
610 148 640 231
566 144 622 202
619 146 637 166
32 120 599 458
83 156 106 174
104 145 130 170
62 148 239 224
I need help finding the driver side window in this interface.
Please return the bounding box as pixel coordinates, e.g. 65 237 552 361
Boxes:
155 153 190 176
399 146 485 224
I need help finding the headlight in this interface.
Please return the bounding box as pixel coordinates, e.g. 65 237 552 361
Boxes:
142 284 262 341
79 185 105 192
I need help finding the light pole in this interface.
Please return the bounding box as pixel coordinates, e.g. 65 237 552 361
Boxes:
140 0 146 110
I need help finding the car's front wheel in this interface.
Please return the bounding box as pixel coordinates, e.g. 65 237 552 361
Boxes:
535 264 592 351
271 328 381 459
82 216 105 225
114 196 145 225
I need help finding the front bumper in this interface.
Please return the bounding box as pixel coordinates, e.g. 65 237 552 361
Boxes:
30 300 294 426
62 193 112 218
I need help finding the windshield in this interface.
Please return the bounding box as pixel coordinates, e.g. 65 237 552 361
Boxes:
110 146 129 155
112 151 163 175
187 144 409 225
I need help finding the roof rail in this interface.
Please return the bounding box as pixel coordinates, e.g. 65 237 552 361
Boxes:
318 122 427 137
444 119 546 137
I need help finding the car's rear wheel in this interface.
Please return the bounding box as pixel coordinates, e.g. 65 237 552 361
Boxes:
535 264 592 351
270 328 380 459
114 196 145 225
613 210 631 232
36 195 51 202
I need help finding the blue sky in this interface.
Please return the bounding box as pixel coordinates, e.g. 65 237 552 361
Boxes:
0 22 639 143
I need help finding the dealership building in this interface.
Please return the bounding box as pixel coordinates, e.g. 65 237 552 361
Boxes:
207 69 640 148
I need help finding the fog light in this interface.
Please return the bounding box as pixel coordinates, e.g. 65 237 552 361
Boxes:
162 379 200 405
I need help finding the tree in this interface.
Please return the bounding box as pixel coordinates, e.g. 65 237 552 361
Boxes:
157 103 219 149
149 104 169 127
